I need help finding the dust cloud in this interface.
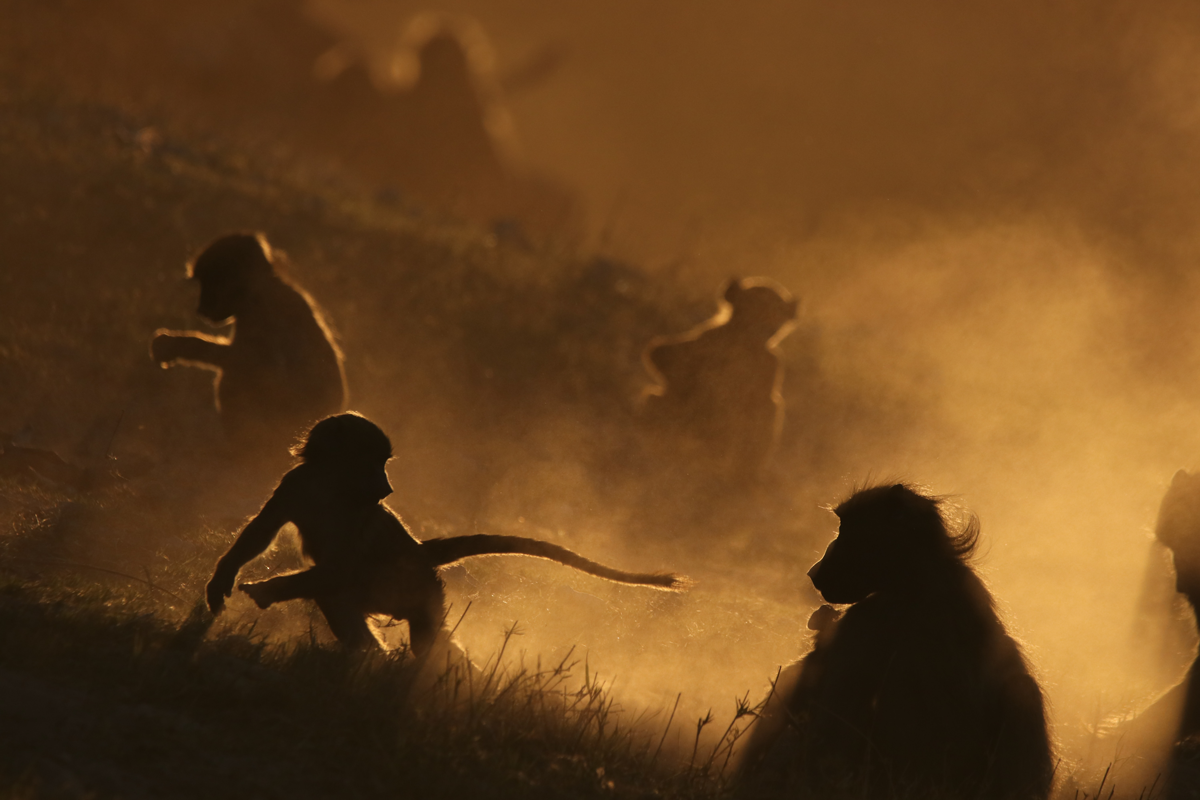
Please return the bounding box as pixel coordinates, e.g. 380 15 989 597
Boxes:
344 0 1200 777
313 0 1200 764
8 0 1200 788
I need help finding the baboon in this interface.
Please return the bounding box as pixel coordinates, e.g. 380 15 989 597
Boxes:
206 413 685 654
1131 469 1200 796
642 278 797 477
305 14 578 239
1148 469 1200 732
151 233 346 452
739 483 1053 800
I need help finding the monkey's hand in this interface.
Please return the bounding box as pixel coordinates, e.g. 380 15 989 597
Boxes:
238 580 279 610
206 569 236 615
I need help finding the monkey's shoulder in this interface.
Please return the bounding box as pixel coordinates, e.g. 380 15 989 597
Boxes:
827 591 965 656
271 464 322 498
363 503 423 551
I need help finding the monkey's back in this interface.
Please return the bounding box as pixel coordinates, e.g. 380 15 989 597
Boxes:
218 278 346 448
345 505 447 625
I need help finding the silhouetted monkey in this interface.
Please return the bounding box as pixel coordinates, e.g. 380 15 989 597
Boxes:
642 278 797 477
206 413 685 654
306 15 578 238
739 484 1053 800
1135 469 1200 796
151 233 347 453
1148 470 1200 727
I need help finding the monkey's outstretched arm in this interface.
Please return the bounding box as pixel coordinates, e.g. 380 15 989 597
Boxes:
420 535 688 590
151 330 231 369
206 493 288 614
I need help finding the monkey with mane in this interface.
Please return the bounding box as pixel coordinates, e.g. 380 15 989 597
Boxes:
739 483 1053 800
151 232 347 455
206 413 685 654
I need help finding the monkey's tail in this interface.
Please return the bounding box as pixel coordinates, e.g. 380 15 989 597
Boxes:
421 535 689 591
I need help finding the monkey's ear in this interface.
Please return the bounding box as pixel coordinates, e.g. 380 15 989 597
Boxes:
723 278 743 304
786 297 799 318
1173 469 1192 487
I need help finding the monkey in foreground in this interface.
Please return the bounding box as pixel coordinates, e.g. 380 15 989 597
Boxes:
206 413 685 654
739 483 1053 800
151 233 346 453
642 278 797 476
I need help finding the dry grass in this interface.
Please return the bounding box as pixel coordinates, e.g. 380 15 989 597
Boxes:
0 570 744 799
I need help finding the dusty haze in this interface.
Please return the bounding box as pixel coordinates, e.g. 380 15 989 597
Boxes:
311 0 1200 758
7 0 1200 788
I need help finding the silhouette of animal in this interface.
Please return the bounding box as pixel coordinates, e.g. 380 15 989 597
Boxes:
151 233 346 452
206 413 685 654
304 14 578 239
739 483 1053 800
1156 470 1200 617
1128 469 1200 796
642 278 797 477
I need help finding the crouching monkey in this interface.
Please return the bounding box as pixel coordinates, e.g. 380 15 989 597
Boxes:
206 413 686 654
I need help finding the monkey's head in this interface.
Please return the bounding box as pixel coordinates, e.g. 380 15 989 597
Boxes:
1156 469 1200 601
293 413 394 503
723 279 798 341
808 483 978 604
419 32 472 83
188 233 276 324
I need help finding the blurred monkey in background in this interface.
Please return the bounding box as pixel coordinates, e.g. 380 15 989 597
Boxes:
642 277 797 478
307 12 578 240
151 233 346 455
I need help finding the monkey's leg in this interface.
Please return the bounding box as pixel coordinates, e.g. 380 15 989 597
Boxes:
239 566 338 607
313 594 377 650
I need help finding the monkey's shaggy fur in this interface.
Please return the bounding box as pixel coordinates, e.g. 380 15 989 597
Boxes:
740 483 1053 800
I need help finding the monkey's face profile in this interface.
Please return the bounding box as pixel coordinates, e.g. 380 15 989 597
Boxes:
808 515 901 604
298 413 395 506
811 484 955 604
810 495 936 605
